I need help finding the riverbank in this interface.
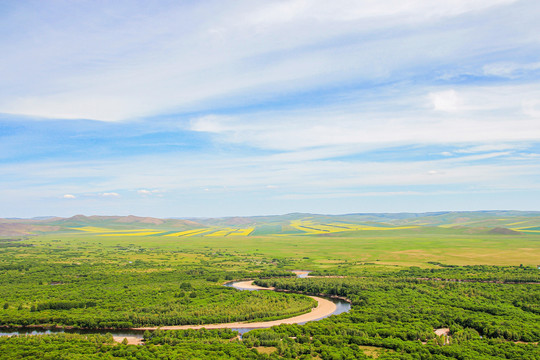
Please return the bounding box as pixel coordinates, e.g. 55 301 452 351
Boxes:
133 281 337 331
1 279 350 341
228 280 275 290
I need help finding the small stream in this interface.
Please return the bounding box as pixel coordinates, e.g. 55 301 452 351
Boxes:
1 271 351 338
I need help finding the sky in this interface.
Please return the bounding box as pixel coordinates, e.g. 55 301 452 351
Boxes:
1 0 540 218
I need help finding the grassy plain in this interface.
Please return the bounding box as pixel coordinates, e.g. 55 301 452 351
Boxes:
11 211 535 270
29 226 539 269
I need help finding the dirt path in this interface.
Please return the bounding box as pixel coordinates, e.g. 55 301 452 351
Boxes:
133 281 337 331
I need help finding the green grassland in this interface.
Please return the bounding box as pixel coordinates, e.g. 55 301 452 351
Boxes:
29 225 539 268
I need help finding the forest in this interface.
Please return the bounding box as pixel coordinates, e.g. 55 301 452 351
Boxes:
2 264 539 359
0 261 314 328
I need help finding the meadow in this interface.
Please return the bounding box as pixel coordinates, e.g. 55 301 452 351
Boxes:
44 225 540 268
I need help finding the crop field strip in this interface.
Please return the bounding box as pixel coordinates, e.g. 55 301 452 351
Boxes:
204 228 236 237
163 229 212 237
511 226 540 233
101 231 166 237
68 227 258 237
60 217 540 239
71 227 160 233
289 220 420 235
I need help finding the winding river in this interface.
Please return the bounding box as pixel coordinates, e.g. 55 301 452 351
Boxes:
0 272 351 340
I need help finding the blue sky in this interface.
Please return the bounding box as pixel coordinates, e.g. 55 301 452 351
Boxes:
1 0 540 218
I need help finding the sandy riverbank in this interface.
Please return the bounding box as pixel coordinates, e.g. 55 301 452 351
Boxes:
230 280 275 290
133 281 337 331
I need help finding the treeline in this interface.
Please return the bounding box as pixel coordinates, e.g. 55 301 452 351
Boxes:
257 270 297 278
144 328 239 344
31 300 97 312
311 264 540 283
400 264 540 283
0 332 266 360
1 327 538 359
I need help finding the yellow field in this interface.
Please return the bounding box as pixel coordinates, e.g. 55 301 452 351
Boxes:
289 220 418 234
164 229 212 237
71 222 421 237
506 221 528 226
511 229 540 233
72 226 158 233
100 231 165 236
71 226 257 237
228 228 254 236
204 228 233 237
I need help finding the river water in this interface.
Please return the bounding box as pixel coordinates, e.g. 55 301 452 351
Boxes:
1 271 351 338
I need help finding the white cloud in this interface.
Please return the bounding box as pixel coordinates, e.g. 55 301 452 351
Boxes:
278 190 462 200
455 144 526 154
517 152 540 159
0 0 527 121
137 189 160 196
190 115 232 133
429 90 462 112
249 0 516 25
187 83 540 151
522 99 540 117
483 61 540 78
2 0 540 217
1 147 537 197
63 194 76 199
1 142 539 217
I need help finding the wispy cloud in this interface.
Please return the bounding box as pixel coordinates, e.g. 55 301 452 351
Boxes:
137 189 161 196
188 83 540 152
1 0 540 217
100 192 120 198
1 146 539 217
0 0 533 121
483 61 540 78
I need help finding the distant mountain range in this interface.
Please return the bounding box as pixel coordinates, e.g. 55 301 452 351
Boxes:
1 211 539 237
